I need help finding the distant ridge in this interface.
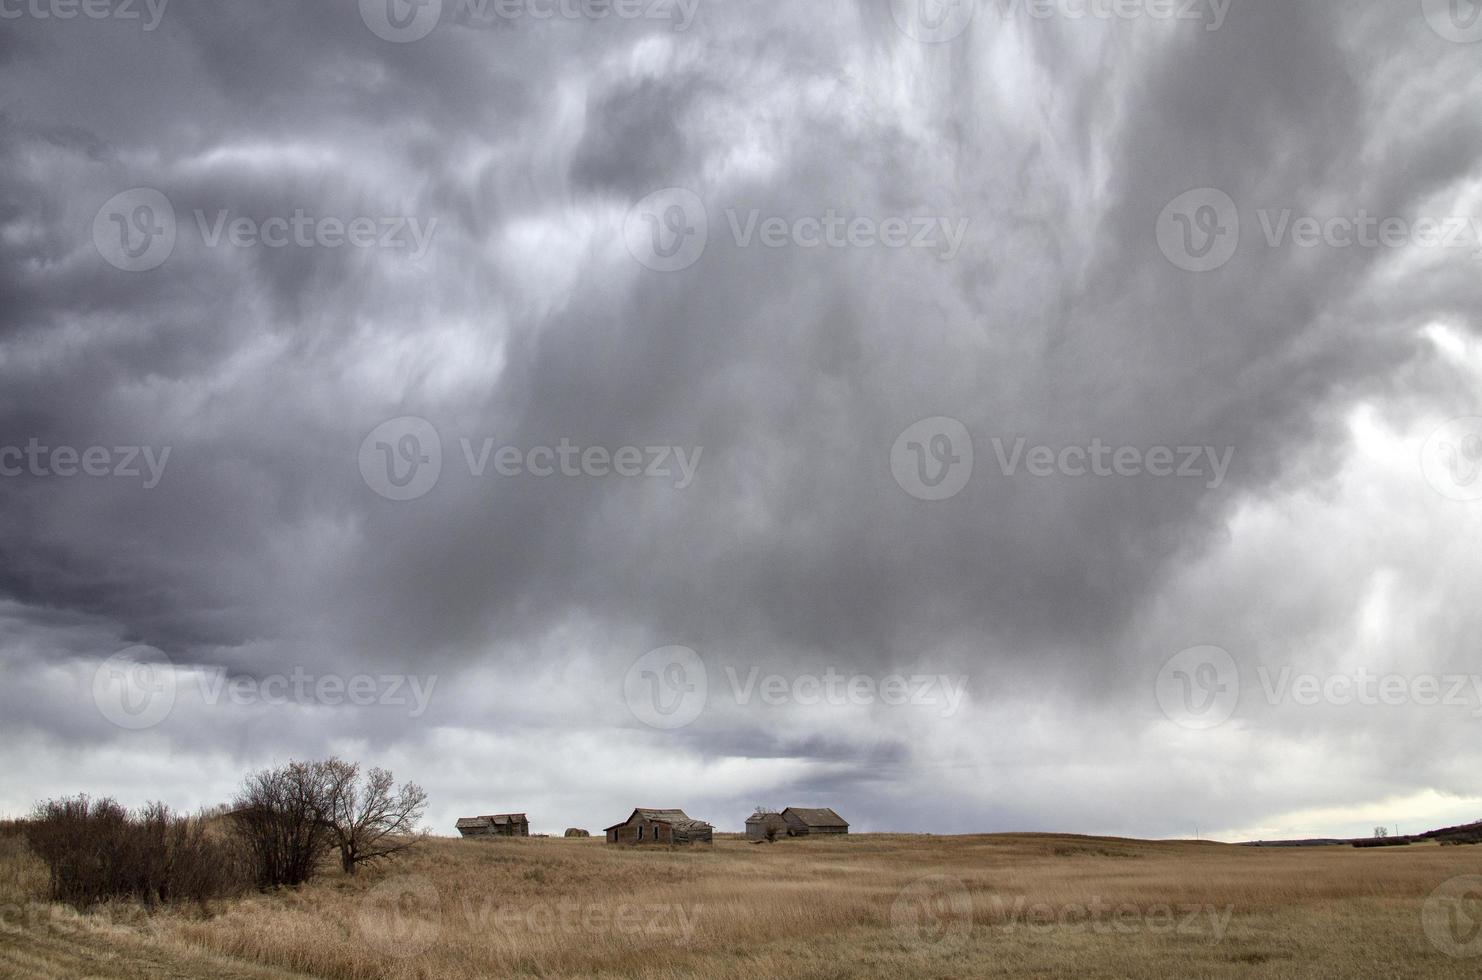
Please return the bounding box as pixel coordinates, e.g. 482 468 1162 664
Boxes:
1241 819 1482 849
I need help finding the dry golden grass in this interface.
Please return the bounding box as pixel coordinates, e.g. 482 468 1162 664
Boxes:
4 831 1482 978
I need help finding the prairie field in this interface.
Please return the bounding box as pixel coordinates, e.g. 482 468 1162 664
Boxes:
2 831 1481 979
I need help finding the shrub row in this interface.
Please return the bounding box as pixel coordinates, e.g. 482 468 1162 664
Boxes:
26 796 248 910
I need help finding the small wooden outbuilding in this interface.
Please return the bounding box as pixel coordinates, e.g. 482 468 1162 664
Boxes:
745 809 788 841
455 813 530 837
604 808 713 845
780 807 849 836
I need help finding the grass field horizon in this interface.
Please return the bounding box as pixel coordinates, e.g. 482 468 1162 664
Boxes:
5 829 1482 978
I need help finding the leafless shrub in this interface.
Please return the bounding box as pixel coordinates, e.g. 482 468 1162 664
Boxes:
26 795 245 910
230 764 334 889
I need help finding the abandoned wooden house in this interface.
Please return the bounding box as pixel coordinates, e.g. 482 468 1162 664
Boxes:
745 809 788 841
780 807 849 836
455 813 530 837
604 808 714 845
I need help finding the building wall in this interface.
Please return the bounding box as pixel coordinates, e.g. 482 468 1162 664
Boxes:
746 814 787 840
782 812 811 836
604 818 713 844
781 813 848 836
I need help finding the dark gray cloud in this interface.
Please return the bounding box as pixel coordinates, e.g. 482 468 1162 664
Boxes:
1 0 1480 839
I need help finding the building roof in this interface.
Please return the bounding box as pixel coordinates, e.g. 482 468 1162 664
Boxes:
604 808 713 832
782 807 848 828
745 811 786 824
456 813 528 829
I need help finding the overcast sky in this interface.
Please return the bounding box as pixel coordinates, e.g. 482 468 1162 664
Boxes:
2 0 1481 840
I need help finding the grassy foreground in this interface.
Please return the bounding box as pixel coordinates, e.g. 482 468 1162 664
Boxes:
3 831 1482 978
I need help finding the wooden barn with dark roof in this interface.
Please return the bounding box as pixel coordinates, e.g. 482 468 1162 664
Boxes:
604 808 713 845
780 807 849 836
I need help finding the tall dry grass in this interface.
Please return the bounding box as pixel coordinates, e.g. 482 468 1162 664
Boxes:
4 832 1482 978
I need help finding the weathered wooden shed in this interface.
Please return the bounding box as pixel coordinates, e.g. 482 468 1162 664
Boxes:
781 807 849 836
604 808 713 845
745 809 788 841
455 813 530 837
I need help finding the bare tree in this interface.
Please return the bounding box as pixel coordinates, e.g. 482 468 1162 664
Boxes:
1374 826 1390 839
308 758 428 874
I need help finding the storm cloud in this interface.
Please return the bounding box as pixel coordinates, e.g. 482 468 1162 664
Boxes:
1 0 1480 840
